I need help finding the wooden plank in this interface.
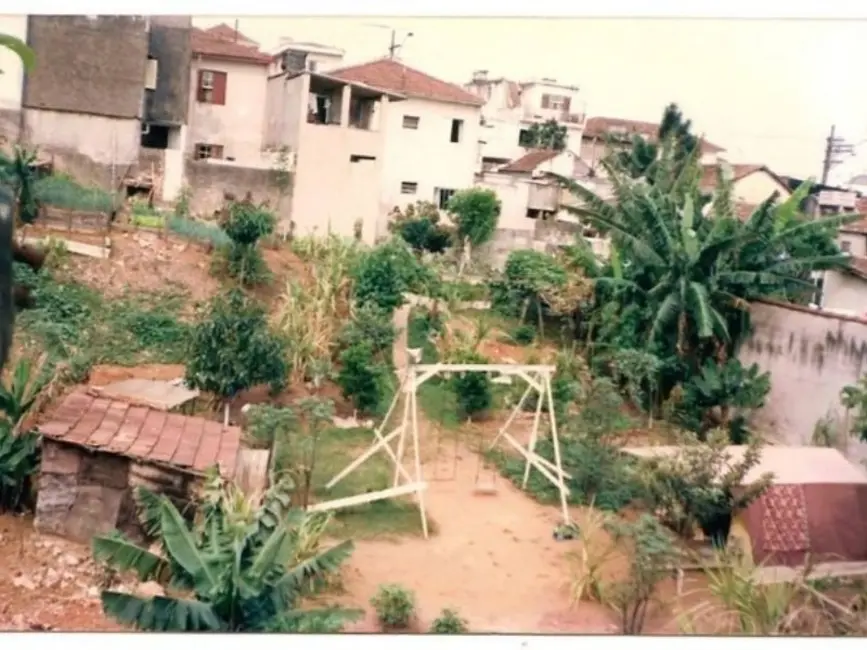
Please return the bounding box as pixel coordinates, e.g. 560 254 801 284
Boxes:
307 482 427 513
23 236 110 260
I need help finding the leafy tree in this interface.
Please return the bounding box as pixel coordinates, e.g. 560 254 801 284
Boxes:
216 200 276 286
185 290 287 424
337 303 397 358
447 188 501 273
840 376 867 442
387 201 453 255
451 350 493 419
91 475 359 632
522 119 568 151
337 342 390 415
351 239 437 313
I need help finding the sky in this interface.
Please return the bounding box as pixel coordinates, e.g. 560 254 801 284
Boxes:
196 16 867 184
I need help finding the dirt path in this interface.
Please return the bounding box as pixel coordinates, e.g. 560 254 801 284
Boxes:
334 300 616 633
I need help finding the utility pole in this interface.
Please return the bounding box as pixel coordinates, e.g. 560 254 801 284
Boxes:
821 124 855 186
365 23 413 59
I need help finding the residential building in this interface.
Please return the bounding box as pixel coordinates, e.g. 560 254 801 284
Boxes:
268 38 345 76
188 24 271 166
330 58 484 225
264 57 403 244
699 164 792 217
816 213 867 316
581 115 726 170
20 15 152 187
0 15 27 147
782 176 860 217
142 16 192 152
464 70 586 165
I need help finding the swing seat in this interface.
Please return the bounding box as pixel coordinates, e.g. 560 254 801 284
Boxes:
472 481 498 496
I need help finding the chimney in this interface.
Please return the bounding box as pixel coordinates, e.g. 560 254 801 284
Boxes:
472 69 489 83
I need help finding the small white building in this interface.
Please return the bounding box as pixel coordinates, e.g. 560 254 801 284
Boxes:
264 65 403 244
268 38 345 76
0 15 27 145
187 25 271 166
330 58 484 226
464 71 586 165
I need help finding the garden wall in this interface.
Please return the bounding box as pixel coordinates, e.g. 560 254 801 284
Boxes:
40 205 111 233
738 300 867 463
184 159 292 220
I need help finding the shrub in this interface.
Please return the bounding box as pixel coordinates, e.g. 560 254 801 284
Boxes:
216 201 276 286
511 323 536 345
388 201 453 254
448 187 501 249
167 215 231 248
490 249 568 321
371 583 416 629
337 342 389 415
351 239 434 313
338 303 396 358
451 351 492 420
185 290 287 423
429 608 468 634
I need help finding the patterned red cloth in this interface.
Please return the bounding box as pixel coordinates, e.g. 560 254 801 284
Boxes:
761 485 811 553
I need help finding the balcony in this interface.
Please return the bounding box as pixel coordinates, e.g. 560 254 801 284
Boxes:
522 108 585 126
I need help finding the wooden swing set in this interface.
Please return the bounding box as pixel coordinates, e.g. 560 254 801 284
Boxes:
309 358 573 539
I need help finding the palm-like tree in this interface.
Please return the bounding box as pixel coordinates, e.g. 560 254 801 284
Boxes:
559 153 856 360
91 472 358 632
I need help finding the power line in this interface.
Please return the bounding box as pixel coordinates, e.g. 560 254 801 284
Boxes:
821 124 856 185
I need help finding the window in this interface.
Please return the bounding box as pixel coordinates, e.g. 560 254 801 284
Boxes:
307 59 318 72
194 143 224 160
196 69 227 105
434 187 456 210
145 56 158 91
518 129 533 147
540 93 570 111
450 119 464 143
402 115 420 129
350 154 376 163
841 240 852 253
401 182 418 194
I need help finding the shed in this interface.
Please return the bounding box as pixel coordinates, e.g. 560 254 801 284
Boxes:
622 445 867 569
34 389 242 543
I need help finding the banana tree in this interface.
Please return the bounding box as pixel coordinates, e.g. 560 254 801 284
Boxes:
92 474 359 632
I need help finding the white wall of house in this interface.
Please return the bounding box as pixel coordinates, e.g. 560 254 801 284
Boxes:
188 57 268 165
732 171 791 204
821 270 867 315
23 109 140 165
0 15 26 113
383 97 481 214
267 73 387 245
478 172 533 232
838 232 867 258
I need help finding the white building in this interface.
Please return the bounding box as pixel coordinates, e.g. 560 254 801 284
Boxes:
464 71 586 165
0 15 27 146
268 38 345 76
187 25 271 165
264 65 403 244
329 58 484 224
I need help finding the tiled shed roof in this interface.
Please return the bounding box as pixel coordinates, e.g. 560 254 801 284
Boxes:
38 390 241 477
499 149 560 173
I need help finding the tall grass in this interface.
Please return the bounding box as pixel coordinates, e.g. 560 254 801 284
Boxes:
166 214 230 248
33 175 114 213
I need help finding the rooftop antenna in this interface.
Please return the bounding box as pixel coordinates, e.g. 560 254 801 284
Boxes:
365 23 413 59
233 18 239 43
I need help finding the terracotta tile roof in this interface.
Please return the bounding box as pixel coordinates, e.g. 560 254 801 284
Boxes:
842 216 867 235
330 58 484 107
583 115 725 154
38 390 242 477
191 28 271 65
204 23 258 46
499 149 560 173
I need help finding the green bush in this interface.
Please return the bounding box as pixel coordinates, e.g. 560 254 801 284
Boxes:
512 323 536 345
216 202 276 286
337 342 389 415
490 249 568 320
167 215 231 248
451 351 492 419
371 584 416 629
338 304 396 358
33 174 114 212
429 608 468 634
351 239 436 313
388 201 453 254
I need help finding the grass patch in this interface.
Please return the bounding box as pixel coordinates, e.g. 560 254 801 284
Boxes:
444 280 488 303
13 262 193 377
167 214 231 248
312 426 430 539
34 174 115 213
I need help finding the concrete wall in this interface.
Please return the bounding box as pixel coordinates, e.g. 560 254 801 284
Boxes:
738 300 867 463
0 15 27 144
147 17 192 125
733 170 792 204
188 56 267 164
383 97 481 213
22 109 140 187
821 270 867 315
839 232 867 258
264 73 303 152
24 15 148 119
184 158 288 217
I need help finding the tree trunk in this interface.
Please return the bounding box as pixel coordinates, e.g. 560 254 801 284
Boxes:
223 401 231 426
